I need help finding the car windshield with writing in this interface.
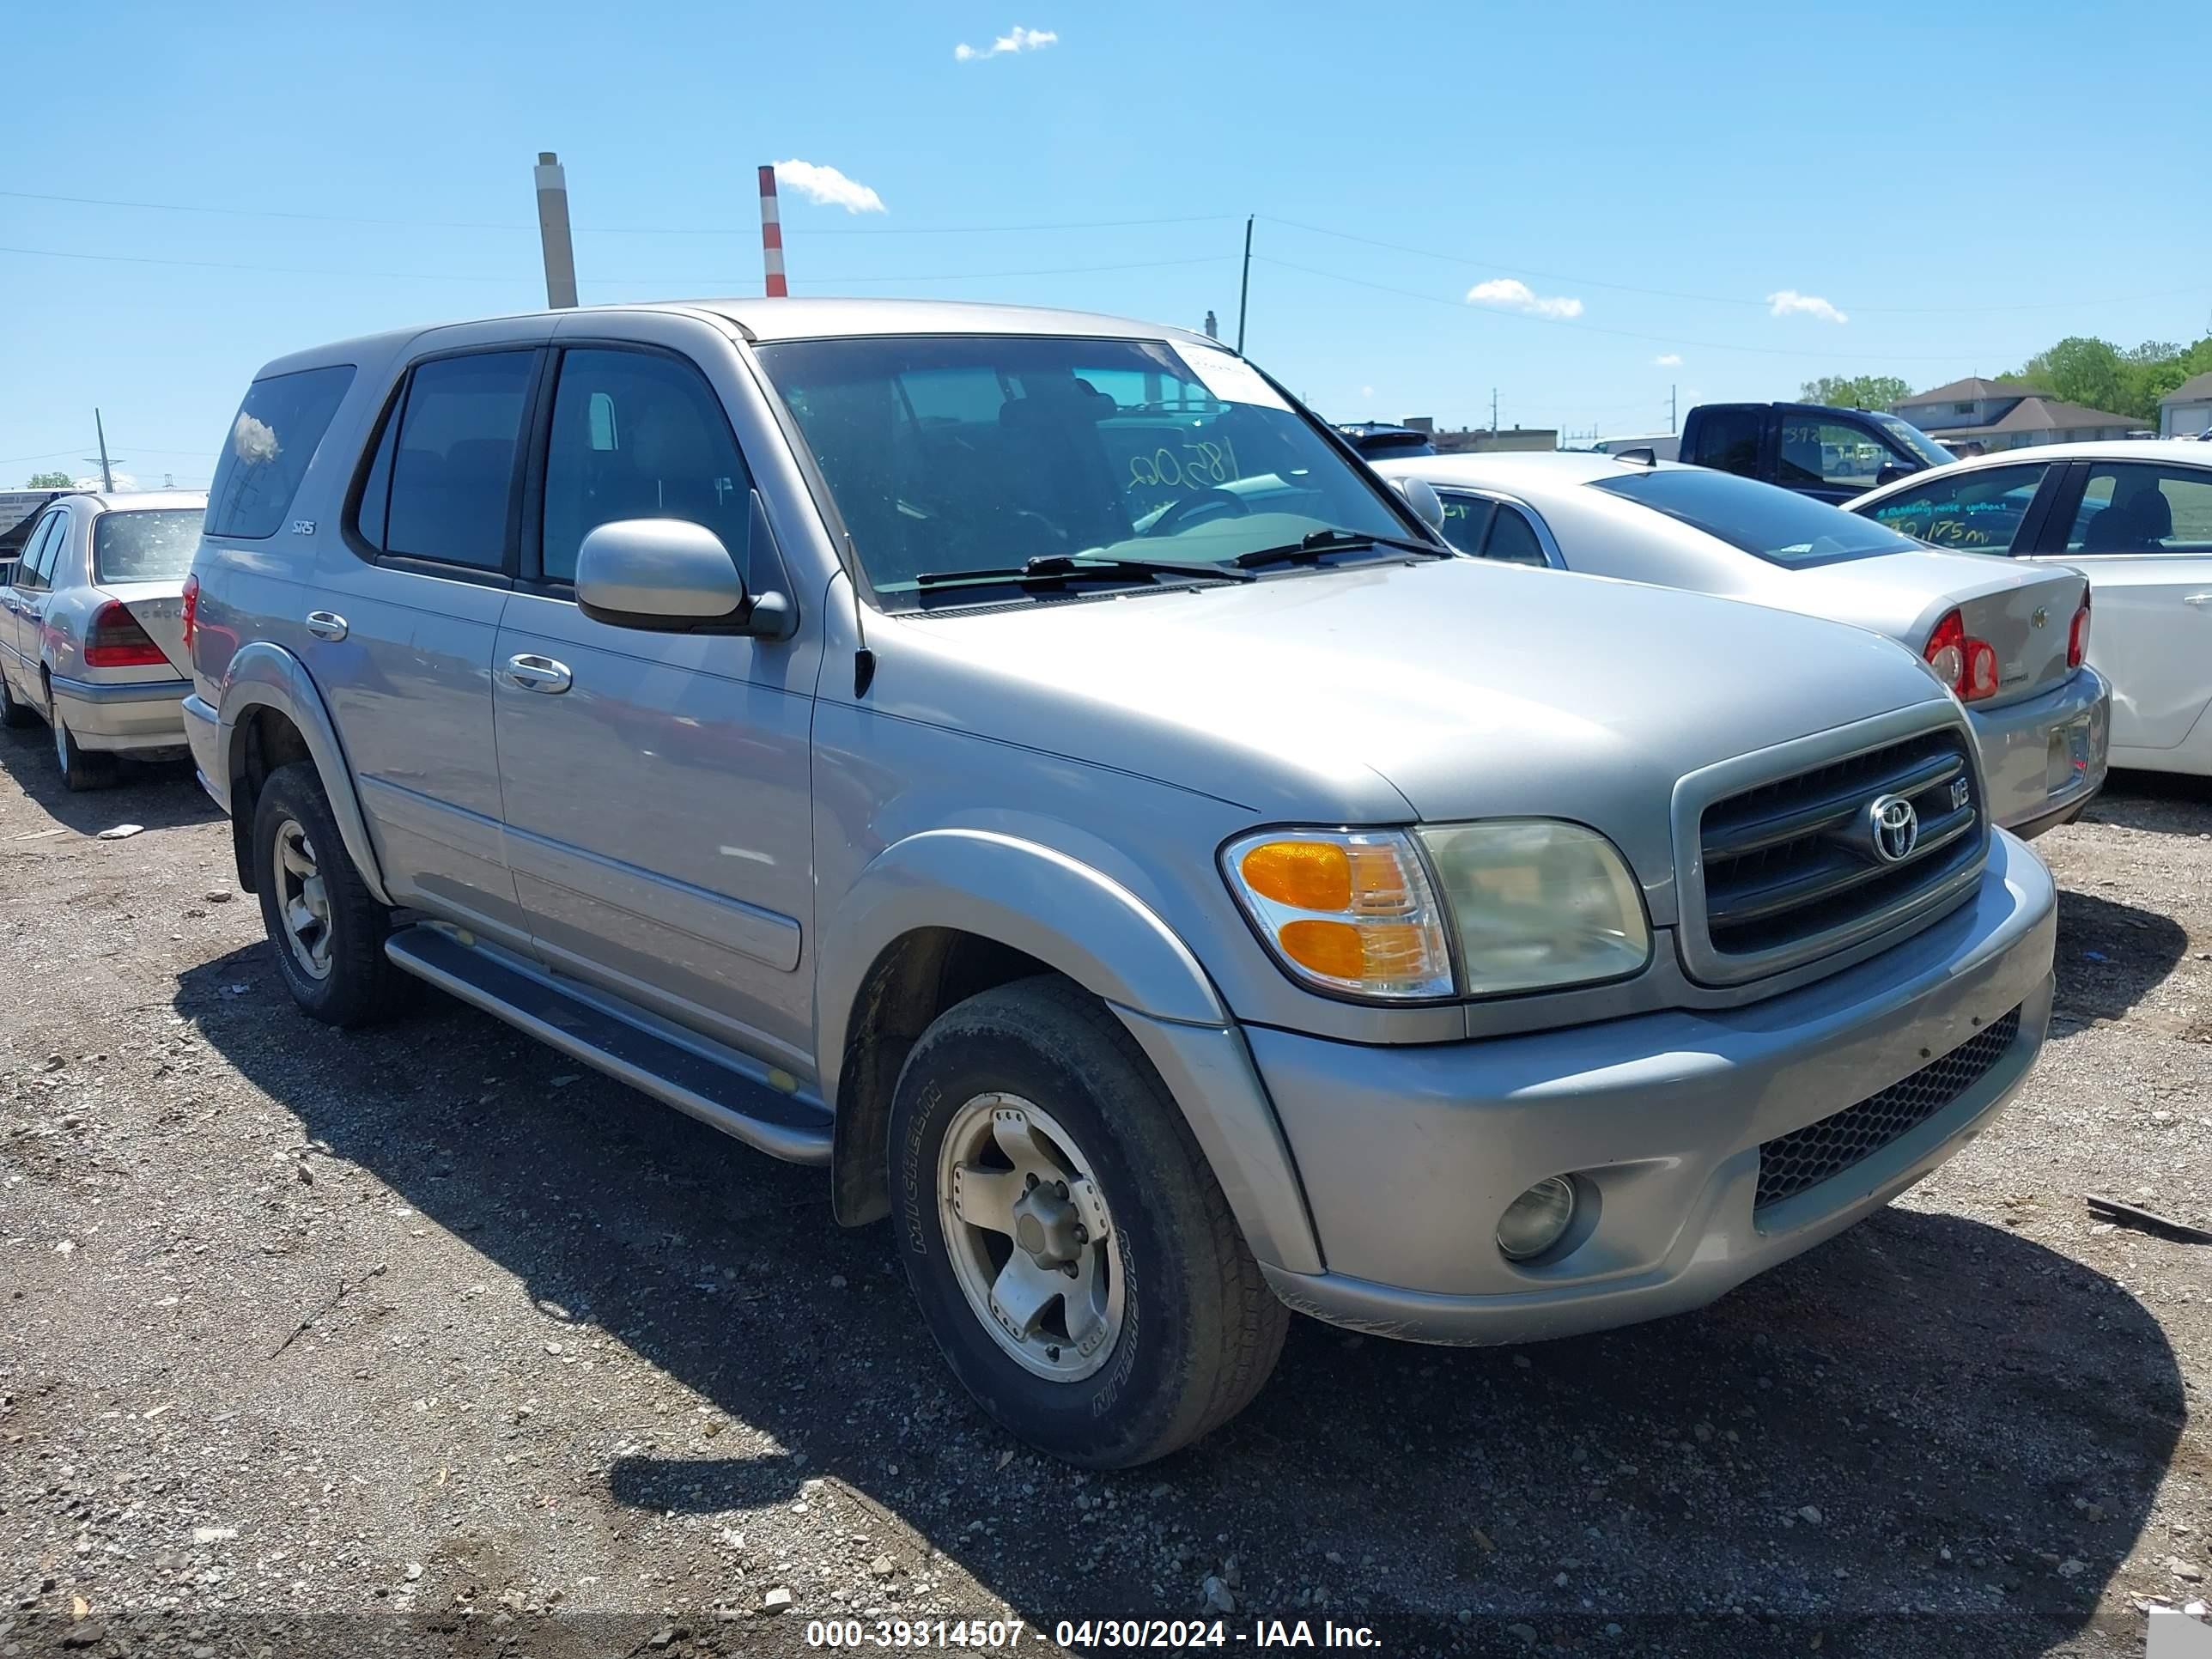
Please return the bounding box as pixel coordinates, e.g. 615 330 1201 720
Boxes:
1591 465 1926 568
1869 414 1954 469
752 335 1425 606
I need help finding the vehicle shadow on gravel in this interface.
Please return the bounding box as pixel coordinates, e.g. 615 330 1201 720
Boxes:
2051 888 2188 1030
2080 770 2212 836
175 945 2185 1658
0 727 213 836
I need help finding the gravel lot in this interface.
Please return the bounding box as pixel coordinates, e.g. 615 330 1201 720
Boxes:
2 730 2206 1659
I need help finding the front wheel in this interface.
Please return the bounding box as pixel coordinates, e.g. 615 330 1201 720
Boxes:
0 668 33 730
890 976 1287 1468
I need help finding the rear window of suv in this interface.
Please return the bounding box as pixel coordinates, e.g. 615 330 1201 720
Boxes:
94 508 203 583
205 365 357 539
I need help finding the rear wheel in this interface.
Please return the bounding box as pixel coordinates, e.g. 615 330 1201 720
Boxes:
890 976 1287 1468
48 698 113 792
252 762 411 1026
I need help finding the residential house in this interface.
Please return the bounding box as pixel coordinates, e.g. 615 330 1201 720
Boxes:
2160 372 2212 439
1890 376 2142 453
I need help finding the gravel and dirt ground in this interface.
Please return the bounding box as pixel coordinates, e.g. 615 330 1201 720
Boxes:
2 731 2206 1659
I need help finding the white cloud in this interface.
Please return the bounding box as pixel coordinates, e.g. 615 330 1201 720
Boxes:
1466 277 1583 320
955 25 1057 60
1654 352 1683 367
1766 289 1849 325
772 159 886 215
1360 385 1375 399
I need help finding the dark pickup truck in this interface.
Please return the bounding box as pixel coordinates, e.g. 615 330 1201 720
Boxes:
1679 403 1954 503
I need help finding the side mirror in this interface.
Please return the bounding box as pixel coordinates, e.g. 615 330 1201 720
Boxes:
1390 476 1447 532
574 516 793 639
1875 461 1921 488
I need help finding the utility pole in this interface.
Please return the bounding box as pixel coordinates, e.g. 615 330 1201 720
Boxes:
1491 388 1499 435
84 409 117 492
532 152 579 309
1669 384 1678 434
1234 216 1253 354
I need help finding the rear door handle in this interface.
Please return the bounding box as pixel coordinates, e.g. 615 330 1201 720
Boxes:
304 611 349 641
504 653 573 694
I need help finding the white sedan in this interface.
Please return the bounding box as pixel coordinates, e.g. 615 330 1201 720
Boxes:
1848 441 2212 778
0 489 204 789
1374 452 2110 838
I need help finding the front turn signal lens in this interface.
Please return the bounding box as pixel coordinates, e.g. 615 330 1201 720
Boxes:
1223 830 1454 1000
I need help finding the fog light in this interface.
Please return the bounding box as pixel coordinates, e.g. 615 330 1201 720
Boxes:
1496 1176 1578 1261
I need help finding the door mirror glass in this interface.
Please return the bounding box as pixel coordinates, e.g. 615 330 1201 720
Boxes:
575 519 746 629
1391 475 1447 532
1874 461 1919 488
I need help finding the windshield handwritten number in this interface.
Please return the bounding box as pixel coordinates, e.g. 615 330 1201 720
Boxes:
1127 440 1240 494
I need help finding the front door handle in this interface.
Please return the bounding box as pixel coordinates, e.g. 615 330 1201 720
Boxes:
504 653 573 695
304 611 349 641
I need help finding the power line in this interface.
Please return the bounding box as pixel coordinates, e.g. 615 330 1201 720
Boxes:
1258 215 2203 317
0 188 1236 240
1249 254 2014 364
0 243 1230 289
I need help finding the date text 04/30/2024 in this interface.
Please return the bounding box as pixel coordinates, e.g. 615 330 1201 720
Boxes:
802 1620 1383 1650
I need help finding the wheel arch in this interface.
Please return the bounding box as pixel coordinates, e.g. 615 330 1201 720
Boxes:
817 830 1229 1228
216 642 391 905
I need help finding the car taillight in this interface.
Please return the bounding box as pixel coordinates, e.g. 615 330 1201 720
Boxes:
1923 606 1999 702
84 601 170 669
181 573 199 653
2067 590 2090 669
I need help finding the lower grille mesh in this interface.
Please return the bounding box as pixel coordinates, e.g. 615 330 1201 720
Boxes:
1754 1006 2022 1210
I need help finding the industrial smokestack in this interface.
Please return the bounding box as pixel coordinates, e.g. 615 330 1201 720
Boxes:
758 165 788 299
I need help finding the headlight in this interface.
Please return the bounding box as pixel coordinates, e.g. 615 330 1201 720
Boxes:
1223 822 1650 1003
1417 820 1650 994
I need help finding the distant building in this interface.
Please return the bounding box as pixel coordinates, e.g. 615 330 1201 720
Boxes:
2160 372 2212 439
1396 416 1557 454
1891 377 2140 452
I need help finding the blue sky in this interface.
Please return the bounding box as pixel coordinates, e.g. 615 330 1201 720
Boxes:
4 0 2207 487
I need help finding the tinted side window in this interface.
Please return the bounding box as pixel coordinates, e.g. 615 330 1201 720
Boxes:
540 349 752 584
1689 408 1761 476
354 388 401 550
9 514 58 589
27 512 70 587
1483 504 1550 567
383 352 534 570
2067 463 2212 554
1863 463 2048 553
1437 493 1495 556
205 365 357 540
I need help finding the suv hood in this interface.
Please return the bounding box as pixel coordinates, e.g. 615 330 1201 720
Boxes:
879 558 1954 917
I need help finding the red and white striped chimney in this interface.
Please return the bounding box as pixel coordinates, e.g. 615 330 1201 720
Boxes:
757 165 788 298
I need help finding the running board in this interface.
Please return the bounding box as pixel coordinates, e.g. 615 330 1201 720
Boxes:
384 927 833 1165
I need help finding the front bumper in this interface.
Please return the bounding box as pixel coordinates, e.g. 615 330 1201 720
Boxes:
1969 665 2110 836
49 673 191 753
1246 829 2057 1345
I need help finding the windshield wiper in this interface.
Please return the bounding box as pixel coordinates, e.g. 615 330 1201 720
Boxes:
914 552 1255 589
1231 528 1449 569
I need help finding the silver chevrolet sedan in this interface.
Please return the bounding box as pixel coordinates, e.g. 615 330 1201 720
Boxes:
1376 452 2111 838
0 489 204 788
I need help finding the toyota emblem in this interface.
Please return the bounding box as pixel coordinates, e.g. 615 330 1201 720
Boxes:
1868 793 1920 863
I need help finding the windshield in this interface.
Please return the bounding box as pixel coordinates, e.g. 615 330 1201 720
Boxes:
94 508 203 583
1590 466 1926 568
1870 414 1954 469
753 334 1417 602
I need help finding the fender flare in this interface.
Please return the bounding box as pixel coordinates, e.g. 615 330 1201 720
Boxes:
217 641 393 907
818 830 1225 1099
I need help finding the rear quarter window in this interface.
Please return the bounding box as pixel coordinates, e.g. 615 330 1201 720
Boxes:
205 365 358 539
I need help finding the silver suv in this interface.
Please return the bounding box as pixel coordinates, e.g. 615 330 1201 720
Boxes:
183 300 2057 1467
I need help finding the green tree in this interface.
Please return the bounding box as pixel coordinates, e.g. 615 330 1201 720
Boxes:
24 471 73 489
2015 337 2130 417
1798 374 1912 410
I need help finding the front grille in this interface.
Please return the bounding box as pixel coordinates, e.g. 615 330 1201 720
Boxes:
1698 729 1983 964
1754 1006 2022 1209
